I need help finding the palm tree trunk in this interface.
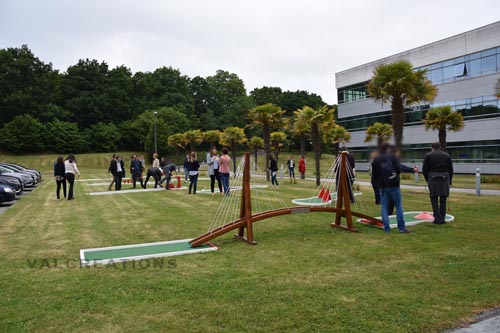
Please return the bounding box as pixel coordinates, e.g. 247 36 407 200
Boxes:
391 97 405 149
377 136 383 147
190 141 195 152
300 133 306 157
311 123 321 186
254 147 258 171
231 142 237 174
439 128 447 150
263 123 271 181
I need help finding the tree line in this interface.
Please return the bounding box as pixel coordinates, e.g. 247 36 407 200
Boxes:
0 45 329 156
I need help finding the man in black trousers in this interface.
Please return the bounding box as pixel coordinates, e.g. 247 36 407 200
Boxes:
423 142 454 225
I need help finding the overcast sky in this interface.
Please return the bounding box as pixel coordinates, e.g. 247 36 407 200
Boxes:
1 0 499 104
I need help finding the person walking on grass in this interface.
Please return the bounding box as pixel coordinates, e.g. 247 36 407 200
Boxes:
107 154 116 190
54 156 66 200
298 155 306 179
130 155 144 189
287 156 296 182
423 142 454 225
371 143 410 234
183 154 189 183
208 148 223 195
269 155 279 187
219 148 231 196
64 153 80 200
114 156 125 191
187 152 200 194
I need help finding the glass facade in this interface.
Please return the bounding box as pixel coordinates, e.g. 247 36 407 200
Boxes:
338 95 500 131
337 46 500 104
348 140 500 164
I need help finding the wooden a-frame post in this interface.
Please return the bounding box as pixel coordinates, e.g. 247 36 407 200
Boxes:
235 153 257 244
331 152 358 232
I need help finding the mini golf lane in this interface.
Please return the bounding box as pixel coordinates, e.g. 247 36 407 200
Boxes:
357 211 454 229
80 239 217 265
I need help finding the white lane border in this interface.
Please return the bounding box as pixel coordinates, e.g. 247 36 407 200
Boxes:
80 238 218 266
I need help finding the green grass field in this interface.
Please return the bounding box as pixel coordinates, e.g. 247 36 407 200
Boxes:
0 152 499 332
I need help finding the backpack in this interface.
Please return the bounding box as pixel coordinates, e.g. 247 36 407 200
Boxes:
379 155 399 187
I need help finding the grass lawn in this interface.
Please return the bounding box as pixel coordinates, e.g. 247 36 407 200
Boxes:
0 152 499 332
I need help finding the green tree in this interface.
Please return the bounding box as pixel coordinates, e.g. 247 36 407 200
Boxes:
270 131 287 163
203 130 222 149
167 133 188 161
279 90 325 117
183 129 203 152
0 45 60 123
292 109 311 157
247 136 264 168
250 86 282 105
247 103 286 179
220 127 247 173
298 106 335 186
324 125 351 154
364 122 393 147
45 120 87 153
367 60 437 149
0 115 45 152
85 123 121 152
423 105 465 150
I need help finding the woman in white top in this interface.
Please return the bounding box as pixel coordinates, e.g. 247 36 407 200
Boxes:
152 153 160 168
64 153 80 200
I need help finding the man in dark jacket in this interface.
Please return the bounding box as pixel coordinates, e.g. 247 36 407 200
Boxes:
143 167 162 189
110 155 125 191
423 142 454 225
372 143 410 233
130 155 144 189
107 154 116 191
160 164 177 190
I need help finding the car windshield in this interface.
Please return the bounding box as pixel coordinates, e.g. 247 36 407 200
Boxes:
0 166 13 173
2 164 23 171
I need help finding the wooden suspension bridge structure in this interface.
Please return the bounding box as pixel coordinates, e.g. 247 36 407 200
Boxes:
190 153 381 248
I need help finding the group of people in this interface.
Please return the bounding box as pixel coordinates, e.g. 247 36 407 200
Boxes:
369 142 453 233
268 155 307 187
53 153 80 200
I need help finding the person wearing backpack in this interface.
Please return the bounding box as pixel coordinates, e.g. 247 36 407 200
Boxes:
372 143 410 233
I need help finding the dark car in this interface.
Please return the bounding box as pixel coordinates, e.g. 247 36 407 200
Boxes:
1 163 41 183
0 175 24 195
0 184 16 205
0 163 40 184
0 166 34 188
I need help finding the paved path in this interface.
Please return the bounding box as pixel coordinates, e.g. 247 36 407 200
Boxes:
450 312 500 332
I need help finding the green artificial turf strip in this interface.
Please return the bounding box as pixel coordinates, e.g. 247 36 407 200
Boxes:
83 241 213 261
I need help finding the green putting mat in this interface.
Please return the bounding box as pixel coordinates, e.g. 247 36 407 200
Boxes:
357 211 454 229
81 239 217 265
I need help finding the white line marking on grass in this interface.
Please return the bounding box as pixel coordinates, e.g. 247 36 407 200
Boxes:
87 187 187 195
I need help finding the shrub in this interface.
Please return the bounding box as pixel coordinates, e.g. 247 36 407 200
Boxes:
0 115 45 152
44 120 88 153
84 122 120 152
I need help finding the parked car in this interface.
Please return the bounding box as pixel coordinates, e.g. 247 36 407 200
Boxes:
0 166 34 188
0 163 40 184
0 175 24 196
0 184 16 205
0 163 41 183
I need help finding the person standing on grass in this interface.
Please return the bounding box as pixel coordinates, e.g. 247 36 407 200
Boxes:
54 156 66 200
113 155 125 191
183 154 190 183
219 148 231 196
269 155 279 187
160 163 177 190
187 152 200 194
208 148 223 195
160 157 166 168
298 155 306 179
423 142 454 225
107 154 116 191
64 153 80 200
139 155 146 177
152 153 160 168
130 155 144 189
371 143 410 234
287 156 296 181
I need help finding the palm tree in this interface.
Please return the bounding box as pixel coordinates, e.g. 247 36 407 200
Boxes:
202 130 222 149
270 131 287 163
423 105 464 150
367 60 437 149
220 126 247 173
247 136 264 168
364 122 393 147
167 133 187 161
247 103 285 179
183 129 203 152
324 125 351 154
292 109 311 157
299 105 335 186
